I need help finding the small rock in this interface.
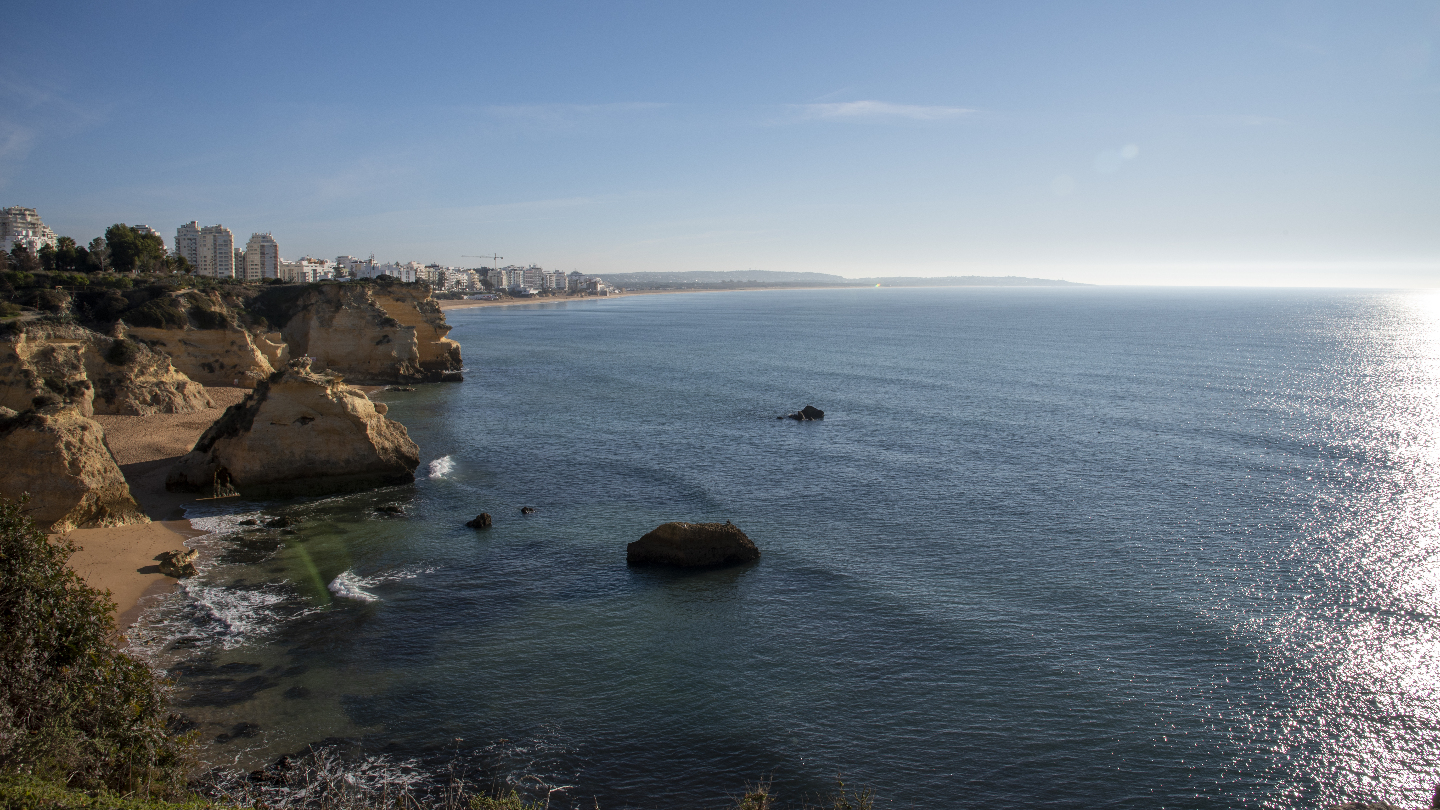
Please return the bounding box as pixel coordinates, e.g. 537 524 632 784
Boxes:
280 528 299 536
520 506 536 514
785 404 825 421
376 504 404 514
157 548 199 578
238 518 258 526
465 513 493 529
264 516 293 528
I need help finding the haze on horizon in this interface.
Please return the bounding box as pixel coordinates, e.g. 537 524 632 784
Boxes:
0 1 1435 288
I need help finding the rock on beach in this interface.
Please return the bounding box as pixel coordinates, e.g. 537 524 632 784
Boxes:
166 359 419 497
626 521 761 568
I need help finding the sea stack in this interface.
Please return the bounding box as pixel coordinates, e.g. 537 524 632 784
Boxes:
166 358 420 497
626 522 761 568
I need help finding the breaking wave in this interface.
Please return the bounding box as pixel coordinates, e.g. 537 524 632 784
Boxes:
427 455 454 478
327 567 434 603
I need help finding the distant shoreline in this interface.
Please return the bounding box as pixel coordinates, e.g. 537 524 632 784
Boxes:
436 282 1086 311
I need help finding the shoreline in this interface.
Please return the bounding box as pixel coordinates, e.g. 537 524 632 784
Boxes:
70 387 250 629
436 285 856 311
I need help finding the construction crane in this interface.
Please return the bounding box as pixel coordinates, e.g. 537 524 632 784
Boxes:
462 254 502 268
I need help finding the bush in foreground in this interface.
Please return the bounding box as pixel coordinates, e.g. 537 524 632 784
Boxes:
0 496 190 795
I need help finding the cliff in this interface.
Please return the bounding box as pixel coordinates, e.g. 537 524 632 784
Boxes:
0 403 148 533
121 290 278 388
0 322 212 416
251 282 463 384
166 359 420 497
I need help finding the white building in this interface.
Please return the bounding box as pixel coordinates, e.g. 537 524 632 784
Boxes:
175 222 201 268
197 225 235 278
132 225 165 251
244 233 280 281
0 207 58 253
541 270 567 291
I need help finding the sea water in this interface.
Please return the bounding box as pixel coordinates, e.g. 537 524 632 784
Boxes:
127 287 1440 808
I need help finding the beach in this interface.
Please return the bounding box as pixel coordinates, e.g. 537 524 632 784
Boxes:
67 387 248 628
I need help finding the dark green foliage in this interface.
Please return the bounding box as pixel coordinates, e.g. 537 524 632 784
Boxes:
8 247 40 275
104 225 167 275
39 238 100 275
121 297 187 329
105 339 139 367
73 290 129 325
0 497 190 793
0 774 218 810
0 303 20 319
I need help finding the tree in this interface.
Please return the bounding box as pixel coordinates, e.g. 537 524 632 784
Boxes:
0 496 189 793
87 237 109 272
8 245 41 274
104 225 166 275
40 237 92 275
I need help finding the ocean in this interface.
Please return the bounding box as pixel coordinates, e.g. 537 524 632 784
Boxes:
128 286 1440 808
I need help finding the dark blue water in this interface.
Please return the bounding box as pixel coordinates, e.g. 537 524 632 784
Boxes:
134 287 1440 808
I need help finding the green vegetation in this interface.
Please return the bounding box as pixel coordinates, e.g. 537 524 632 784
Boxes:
0 496 190 796
0 774 219 810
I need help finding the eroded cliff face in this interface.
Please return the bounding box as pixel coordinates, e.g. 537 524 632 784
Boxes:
166 359 420 497
0 332 95 416
372 286 463 381
271 283 463 384
121 290 278 389
0 323 212 416
0 403 148 533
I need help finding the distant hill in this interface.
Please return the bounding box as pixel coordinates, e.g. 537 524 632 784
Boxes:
599 271 1085 288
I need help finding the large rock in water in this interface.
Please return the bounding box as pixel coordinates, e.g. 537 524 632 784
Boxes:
626 522 761 567
0 404 148 533
166 359 420 497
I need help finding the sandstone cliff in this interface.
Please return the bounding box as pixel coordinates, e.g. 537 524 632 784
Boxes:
122 291 278 389
0 322 212 416
0 403 148 533
258 282 463 384
166 359 420 497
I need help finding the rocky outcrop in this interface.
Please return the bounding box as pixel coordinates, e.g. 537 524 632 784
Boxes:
157 548 198 578
0 330 94 416
626 522 761 567
465 513 492 529
783 405 824 422
0 323 212 416
121 290 278 389
0 404 148 533
265 283 463 384
166 359 420 497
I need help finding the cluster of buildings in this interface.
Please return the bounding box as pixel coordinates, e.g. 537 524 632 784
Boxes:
3 207 613 295
1 207 59 253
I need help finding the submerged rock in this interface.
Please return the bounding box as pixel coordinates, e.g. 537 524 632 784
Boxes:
0 403 148 532
166 359 420 497
520 506 535 514
465 512 493 529
785 404 825 421
626 521 761 568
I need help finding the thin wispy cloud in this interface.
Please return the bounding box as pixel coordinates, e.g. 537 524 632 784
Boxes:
795 100 976 121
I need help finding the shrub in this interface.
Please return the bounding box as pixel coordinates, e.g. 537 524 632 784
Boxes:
0 496 190 794
122 297 187 329
105 338 140 367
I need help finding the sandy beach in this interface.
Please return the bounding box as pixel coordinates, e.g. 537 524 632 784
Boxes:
67 387 248 629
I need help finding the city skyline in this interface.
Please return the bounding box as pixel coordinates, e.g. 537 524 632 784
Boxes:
0 2 1436 287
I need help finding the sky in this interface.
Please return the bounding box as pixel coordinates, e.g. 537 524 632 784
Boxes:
0 1 1436 286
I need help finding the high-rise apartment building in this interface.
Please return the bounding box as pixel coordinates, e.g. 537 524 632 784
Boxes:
0 207 58 253
197 225 235 278
175 222 201 268
244 233 279 281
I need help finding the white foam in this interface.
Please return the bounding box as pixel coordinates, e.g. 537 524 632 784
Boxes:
427 455 455 478
327 567 435 603
328 570 379 602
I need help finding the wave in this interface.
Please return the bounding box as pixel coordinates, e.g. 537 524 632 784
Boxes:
427 455 454 479
327 567 435 603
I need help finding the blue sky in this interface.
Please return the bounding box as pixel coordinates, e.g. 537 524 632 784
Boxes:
1 1 1436 285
